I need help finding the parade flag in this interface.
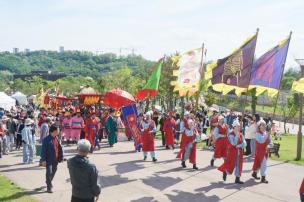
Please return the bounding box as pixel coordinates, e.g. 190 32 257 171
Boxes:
291 78 304 94
136 60 163 101
206 30 258 96
171 48 203 96
249 34 291 97
121 104 141 146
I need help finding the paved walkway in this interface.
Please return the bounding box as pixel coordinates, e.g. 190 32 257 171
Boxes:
0 140 302 202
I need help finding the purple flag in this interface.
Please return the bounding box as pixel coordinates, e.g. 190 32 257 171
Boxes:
211 33 258 88
250 37 291 89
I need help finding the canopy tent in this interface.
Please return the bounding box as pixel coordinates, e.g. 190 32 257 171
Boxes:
11 91 28 105
0 92 16 111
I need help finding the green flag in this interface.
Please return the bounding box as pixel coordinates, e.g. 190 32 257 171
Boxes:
136 60 163 100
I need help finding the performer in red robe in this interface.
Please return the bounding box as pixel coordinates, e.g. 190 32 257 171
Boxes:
210 116 228 167
176 112 198 170
218 119 246 184
141 113 157 162
208 110 219 148
85 112 99 153
164 112 176 150
300 178 304 202
252 120 273 183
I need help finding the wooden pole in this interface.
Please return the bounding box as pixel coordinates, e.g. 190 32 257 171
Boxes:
272 31 292 122
241 28 259 120
296 65 303 160
195 43 205 112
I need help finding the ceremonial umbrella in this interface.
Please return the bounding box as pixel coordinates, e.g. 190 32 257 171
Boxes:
103 89 136 110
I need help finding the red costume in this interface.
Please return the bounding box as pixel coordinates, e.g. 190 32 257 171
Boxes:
176 119 197 164
85 118 99 146
252 131 270 171
218 132 244 176
214 124 228 158
300 178 304 194
164 117 175 146
141 120 155 152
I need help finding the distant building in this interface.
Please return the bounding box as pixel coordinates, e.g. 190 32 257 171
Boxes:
13 48 19 54
14 70 67 81
59 46 64 52
24 49 30 53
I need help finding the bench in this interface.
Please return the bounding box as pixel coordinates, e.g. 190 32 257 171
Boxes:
268 143 280 158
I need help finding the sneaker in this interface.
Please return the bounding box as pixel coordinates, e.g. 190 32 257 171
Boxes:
143 156 147 161
152 158 157 162
47 189 53 193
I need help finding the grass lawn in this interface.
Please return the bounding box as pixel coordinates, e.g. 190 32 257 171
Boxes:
270 135 304 166
0 174 37 202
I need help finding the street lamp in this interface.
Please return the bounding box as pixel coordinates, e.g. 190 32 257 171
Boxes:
295 59 304 160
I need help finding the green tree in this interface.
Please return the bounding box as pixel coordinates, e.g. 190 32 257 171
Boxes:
280 95 299 133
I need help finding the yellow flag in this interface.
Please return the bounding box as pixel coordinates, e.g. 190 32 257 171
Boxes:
292 78 304 94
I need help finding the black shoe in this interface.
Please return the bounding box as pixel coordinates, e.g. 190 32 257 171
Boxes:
47 188 53 193
193 164 198 170
235 177 244 184
143 156 147 161
181 161 186 168
165 145 169 149
252 171 260 180
210 159 214 167
223 172 227 181
152 158 157 162
261 176 268 184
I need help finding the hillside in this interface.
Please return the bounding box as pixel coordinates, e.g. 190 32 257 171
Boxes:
0 50 155 79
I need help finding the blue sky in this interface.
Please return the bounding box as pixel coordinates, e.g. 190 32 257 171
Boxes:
0 0 303 69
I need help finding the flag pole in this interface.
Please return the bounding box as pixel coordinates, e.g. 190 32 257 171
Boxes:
272 31 292 121
241 28 259 121
195 43 205 112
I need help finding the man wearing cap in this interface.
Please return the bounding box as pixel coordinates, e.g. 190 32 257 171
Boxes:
210 115 229 167
71 109 85 143
21 118 34 164
164 112 176 150
62 112 72 145
105 109 118 147
68 139 101 202
41 124 63 193
140 113 157 162
176 112 198 170
85 111 99 152
218 119 247 184
252 119 273 184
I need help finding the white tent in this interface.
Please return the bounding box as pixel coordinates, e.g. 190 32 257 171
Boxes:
11 91 28 105
0 92 16 111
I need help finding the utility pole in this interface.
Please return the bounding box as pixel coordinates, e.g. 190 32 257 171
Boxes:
295 59 304 160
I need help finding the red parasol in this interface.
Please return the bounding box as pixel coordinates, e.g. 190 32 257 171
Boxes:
103 89 136 110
